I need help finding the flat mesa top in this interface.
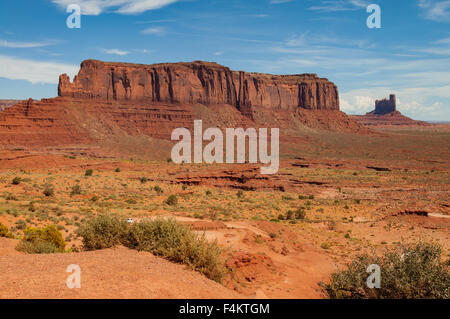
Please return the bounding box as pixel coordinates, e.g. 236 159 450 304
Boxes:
80 59 323 81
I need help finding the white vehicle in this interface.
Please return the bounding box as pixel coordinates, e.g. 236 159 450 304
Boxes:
126 218 134 224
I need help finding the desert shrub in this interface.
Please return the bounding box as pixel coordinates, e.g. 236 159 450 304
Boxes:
205 190 212 196
286 208 306 220
76 216 225 282
85 169 93 176
295 208 306 220
18 225 66 253
321 242 450 299
165 195 178 206
15 220 27 230
236 190 244 198
282 195 294 201
76 214 128 250
16 240 60 254
154 185 163 195
126 198 137 205
286 210 295 220
123 218 224 282
12 177 21 185
140 176 148 183
115 168 121 172
43 184 54 197
5 193 18 201
0 222 14 238
277 214 285 220
71 184 82 196
182 184 188 191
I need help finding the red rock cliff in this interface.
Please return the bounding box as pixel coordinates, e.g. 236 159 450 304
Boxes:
58 60 340 112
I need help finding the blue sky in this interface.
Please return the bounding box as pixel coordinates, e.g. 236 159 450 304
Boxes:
0 0 449 120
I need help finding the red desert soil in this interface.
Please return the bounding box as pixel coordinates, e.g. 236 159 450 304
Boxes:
0 241 242 299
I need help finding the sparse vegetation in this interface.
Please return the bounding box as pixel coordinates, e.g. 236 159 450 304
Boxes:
71 184 82 196
321 242 450 299
85 169 93 176
76 215 128 250
43 184 55 197
76 215 225 282
16 225 66 254
165 195 178 206
12 177 21 185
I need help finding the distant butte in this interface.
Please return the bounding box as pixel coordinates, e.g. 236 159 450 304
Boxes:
0 59 367 148
351 94 430 126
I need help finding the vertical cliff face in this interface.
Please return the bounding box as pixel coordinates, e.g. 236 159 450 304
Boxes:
58 60 340 112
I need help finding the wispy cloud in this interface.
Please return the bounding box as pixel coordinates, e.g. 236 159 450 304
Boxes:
308 0 368 12
418 0 450 22
141 26 166 36
0 55 78 84
51 0 180 15
0 39 57 48
103 48 129 56
270 0 294 4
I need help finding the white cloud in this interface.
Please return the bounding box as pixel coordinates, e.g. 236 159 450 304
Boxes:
418 0 450 22
141 26 166 35
0 55 78 84
0 39 56 48
51 0 179 15
308 0 368 12
103 48 129 56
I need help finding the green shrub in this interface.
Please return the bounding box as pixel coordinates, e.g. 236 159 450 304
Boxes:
286 208 306 220
140 176 148 183
15 220 27 230
43 184 54 197
71 184 82 196
85 169 93 176
18 225 66 253
123 218 224 282
12 177 21 185
295 208 306 220
5 193 18 201
76 215 128 250
205 190 212 196
16 240 60 254
165 195 178 206
321 242 450 299
0 222 13 238
154 185 163 195
115 168 121 172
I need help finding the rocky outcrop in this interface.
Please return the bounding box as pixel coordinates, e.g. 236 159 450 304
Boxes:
0 100 21 111
351 111 430 126
373 94 396 115
351 94 430 126
58 60 340 112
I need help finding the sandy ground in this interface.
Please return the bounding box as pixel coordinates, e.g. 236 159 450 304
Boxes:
0 240 242 299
